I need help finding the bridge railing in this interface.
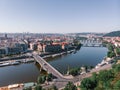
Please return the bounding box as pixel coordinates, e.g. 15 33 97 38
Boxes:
33 54 64 79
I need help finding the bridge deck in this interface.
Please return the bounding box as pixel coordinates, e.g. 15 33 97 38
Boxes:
33 54 64 79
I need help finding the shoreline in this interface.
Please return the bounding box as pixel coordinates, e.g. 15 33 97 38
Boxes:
42 49 76 59
0 47 109 88
0 49 76 67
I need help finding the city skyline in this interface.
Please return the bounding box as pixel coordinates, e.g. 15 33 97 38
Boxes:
0 0 119 33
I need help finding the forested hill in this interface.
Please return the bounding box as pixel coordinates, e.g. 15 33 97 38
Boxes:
104 31 120 37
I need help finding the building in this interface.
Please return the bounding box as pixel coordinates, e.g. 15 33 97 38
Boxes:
30 43 37 50
20 43 28 52
43 44 62 53
61 42 69 50
6 47 21 55
37 44 43 52
0 48 6 57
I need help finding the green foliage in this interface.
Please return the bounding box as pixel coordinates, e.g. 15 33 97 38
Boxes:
108 44 114 51
34 85 42 90
64 82 77 90
69 68 80 76
104 31 120 37
47 73 53 81
113 80 120 89
37 75 46 84
37 73 53 84
107 44 116 58
113 64 120 74
113 57 120 64
97 70 113 89
69 66 93 76
102 41 108 47
80 64 120 90
116 48 120 55
91 72 97 84
98 70 114 82
80 77 97 90
107 51 116 58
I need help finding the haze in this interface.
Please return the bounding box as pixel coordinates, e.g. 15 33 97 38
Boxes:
0 0 119 33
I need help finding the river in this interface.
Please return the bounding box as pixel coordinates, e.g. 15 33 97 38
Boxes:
0 47 107 87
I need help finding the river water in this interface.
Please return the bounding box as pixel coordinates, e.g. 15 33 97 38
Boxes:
0 47 107 87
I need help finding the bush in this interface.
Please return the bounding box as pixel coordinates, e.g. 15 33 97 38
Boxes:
113 64 120 74
114 80 120 89
34 85 42 90
37 75 46 84
47 73 53 81
69 68 79 76
80 78 96 90
98 70 114 82
64 82 77 90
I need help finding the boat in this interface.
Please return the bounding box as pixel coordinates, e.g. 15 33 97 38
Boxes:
25 59 34 63
94 44 100 47
0 62 10 67
11 61 20 65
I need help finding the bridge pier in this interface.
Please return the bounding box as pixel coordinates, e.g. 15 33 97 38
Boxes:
40 67 43 72
33 54 64 79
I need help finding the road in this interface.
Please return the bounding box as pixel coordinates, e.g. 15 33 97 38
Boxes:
33 54 64 79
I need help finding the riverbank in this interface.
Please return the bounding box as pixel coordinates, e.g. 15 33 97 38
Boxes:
0 58 34 67
42 49 76 59
0 49 76 68
47 47 108 74
0 47 107 88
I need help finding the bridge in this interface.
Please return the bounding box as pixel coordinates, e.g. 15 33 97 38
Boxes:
33 53 112 89
32 53 64 79
80 40 103 47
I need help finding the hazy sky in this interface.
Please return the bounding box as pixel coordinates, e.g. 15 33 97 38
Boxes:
0 0 119 33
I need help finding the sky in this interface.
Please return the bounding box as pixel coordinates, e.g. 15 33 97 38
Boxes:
0 0 119 33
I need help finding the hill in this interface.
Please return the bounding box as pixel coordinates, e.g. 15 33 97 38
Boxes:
104 31 120 37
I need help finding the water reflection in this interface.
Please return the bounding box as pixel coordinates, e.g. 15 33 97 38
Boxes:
0 47 107 87
47 47 107 74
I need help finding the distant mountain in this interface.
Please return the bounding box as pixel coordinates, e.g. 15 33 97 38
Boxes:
104 31 120 37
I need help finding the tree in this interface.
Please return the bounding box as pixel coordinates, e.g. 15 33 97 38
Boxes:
80 78 96 90
91 72 97 84
114 80 120 89
107 51 116 58
98 70 114 82
37 75 46 84
64 82 77 90
113 64 120 74
34 85 42 90
97 70 114 89
108 44 114 51
69 68 79 76
116 48 120 55
47 73 53 81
